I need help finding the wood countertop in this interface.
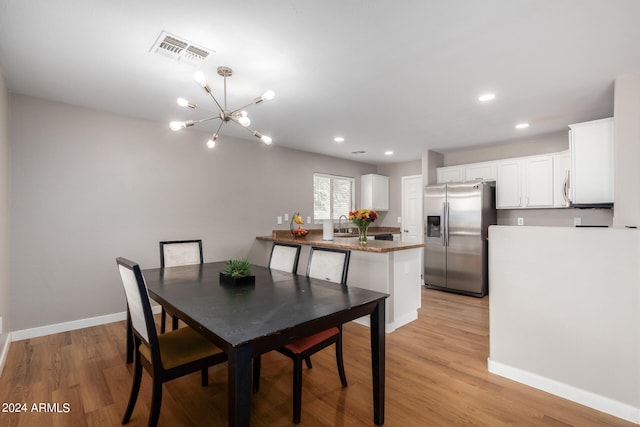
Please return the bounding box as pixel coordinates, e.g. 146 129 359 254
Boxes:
257 229 425 253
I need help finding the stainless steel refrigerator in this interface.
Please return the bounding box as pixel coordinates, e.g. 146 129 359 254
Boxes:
424 180 496 297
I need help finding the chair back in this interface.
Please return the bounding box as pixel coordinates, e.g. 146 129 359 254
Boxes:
269 243 302 273
116 257 159 350
307 247 351 285
160 240 203 268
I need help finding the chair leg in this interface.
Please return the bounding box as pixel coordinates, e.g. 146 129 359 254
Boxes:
171 315 179 331
304 356 312 369
122 353 143 424
201 368 208 387
336 335 348 387
293 357 303 424
252 355 261 393
160 308 167 334
126 311 134 364
148 379 163 427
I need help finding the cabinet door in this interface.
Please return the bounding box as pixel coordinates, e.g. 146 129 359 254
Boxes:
524 156 554 208
569 118 614 204
436 167 463 183
372 175 389 210
465 162 496 182
496 160 523 209
553 152 570 207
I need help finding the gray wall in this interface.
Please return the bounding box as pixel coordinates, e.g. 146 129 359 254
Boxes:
9 94 380 331
0 69 9 340
442 132 569 165
377 160 421 227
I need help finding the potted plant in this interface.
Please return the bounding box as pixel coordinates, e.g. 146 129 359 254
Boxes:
220 259 255 285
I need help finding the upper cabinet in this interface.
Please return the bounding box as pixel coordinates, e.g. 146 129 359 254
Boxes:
569 118 614 207
361 174 389 210
495 155 554 209
464 162 497 182
436 166 463 183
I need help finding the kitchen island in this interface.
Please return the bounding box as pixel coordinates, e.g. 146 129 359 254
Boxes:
254 230 424 332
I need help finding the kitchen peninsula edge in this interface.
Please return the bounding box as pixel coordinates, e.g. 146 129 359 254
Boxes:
255 229 425 332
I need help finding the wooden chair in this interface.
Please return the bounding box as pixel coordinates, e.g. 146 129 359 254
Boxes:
116 257 226 427
159 240 203 332
268 242 301 273
254 246 351 424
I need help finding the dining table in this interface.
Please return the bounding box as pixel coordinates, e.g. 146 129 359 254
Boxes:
140 261 389 427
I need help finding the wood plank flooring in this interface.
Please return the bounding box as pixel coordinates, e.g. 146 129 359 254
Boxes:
0 287 635 426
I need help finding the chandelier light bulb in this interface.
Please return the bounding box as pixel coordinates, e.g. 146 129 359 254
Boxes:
262 90 275 101
206 134 218 149
176 97 197 109
169 121 186 131
193 71 206 85
238 115 251 127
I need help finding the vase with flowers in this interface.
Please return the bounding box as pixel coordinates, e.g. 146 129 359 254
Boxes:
348 208 378 245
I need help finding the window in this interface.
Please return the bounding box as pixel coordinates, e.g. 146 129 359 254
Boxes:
313 173 355 223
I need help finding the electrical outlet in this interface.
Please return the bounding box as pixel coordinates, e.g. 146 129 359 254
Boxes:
574 217 582 226
277 216 282 225
306 216 311 224
0 316 3 334
517 217 524 226
284 213 289 221
397 217 402 224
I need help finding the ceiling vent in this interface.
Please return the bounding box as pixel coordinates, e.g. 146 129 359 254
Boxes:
150 31 214 65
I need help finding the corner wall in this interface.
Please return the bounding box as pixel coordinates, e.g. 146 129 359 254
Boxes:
0 68 10 368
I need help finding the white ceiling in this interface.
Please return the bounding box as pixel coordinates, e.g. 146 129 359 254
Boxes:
1 0 639 164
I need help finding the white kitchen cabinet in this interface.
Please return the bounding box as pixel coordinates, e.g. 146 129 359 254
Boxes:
523 156 554 208
553 151 571 207
496 155 554 209
361 174 389 210
569 117 614 206
496 160 522 208
464 162 497 182
436 166 463 183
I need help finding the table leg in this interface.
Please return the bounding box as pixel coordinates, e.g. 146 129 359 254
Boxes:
371 300 385 425
228 344 252 427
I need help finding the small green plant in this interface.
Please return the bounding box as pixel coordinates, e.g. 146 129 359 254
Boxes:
223 259 252 278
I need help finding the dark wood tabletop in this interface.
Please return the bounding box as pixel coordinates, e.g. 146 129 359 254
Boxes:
141 261 388 427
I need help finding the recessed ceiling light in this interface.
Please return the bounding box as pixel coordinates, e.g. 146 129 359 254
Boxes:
478 93 496 102
334 136 345 142
515 123 530 129
351 150 367 155
384 150 394 156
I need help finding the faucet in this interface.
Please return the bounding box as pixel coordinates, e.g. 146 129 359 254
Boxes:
338 214 348 233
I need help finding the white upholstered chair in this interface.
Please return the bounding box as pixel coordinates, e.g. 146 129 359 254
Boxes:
116 257 226 427
158 240 203 332
254 246 351 424
268 242 302 273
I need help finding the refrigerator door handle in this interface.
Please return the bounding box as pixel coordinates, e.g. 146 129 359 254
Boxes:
444 201 450 247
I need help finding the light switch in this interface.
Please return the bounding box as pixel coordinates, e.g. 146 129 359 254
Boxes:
307 216 311 224
284 213 289 221
277 216 282 225
397 217 402 224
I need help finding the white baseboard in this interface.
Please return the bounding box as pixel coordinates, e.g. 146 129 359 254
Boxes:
0 332 11 378
487 358 640 425
11 305 162 342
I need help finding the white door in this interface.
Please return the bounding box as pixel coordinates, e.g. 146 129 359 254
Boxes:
401 175 423 243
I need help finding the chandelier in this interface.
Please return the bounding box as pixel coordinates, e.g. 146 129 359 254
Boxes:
169 66 274 149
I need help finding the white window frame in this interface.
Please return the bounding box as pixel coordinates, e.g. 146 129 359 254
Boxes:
313 173 355 224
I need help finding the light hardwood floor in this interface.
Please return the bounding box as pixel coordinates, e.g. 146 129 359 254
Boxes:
0 287 635 426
